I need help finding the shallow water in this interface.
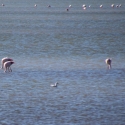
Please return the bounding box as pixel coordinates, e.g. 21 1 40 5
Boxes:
0 0 125 125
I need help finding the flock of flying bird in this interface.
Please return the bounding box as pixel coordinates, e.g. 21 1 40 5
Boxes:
1 57 111 87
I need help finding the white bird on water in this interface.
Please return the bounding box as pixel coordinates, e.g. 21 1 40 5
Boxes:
100 5 103 8
50 82 59 87
34 4 37 7
69 5 72 8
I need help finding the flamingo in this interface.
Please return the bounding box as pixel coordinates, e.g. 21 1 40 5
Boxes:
3 61 14 73
1 57 13 69
105 58 112 69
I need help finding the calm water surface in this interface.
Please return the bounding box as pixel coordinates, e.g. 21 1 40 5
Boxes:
0 0 125 125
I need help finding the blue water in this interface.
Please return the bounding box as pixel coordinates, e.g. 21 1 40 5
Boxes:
0 0 125 125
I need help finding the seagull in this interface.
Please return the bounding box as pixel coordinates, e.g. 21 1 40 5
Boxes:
83 7 86 10
111 4 115 8
34 4 37 7
82 4 86 7
50 82 59 87
100 5 103 8
119 4 122 7
48 5 51 7
2 4 5 6
69 5 72 8
116 5 119 7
